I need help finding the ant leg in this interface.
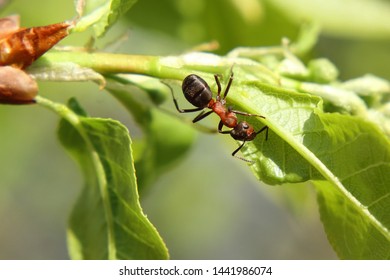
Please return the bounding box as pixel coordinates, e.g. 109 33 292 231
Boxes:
172 98 204 113
232 141 246 157
214 74 222 101
217 120 231 133
218 121 224 133
217 125 252 161
192 110 214 123
173 100 204 113
222 70 234 100
163 81 204 113
231 141 254 163
229 108 266 119
257 125 269 141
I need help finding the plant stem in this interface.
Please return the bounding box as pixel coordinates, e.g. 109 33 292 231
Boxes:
36 51 188 80
35 95 80 125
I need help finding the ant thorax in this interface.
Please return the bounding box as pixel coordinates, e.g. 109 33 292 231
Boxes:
209 101 238 128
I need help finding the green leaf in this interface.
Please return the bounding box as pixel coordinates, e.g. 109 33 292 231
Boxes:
226 76 390 259
53 97 168 260
316 181 389 259
313 115 390 259
75 0 138 37
227 80 323 184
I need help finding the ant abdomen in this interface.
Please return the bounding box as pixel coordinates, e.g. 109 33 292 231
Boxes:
182 74 213 108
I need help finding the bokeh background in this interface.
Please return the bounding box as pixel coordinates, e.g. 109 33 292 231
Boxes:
1 0 389 259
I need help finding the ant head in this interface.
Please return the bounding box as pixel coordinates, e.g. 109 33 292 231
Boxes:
182 74 213 108
230 121 257 141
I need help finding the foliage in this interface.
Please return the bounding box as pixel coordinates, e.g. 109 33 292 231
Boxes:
41 97 168 259
1 0 389 259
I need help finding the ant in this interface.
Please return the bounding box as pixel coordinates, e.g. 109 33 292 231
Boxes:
168 70 269 162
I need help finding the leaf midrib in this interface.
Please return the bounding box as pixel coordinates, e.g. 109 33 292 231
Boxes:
279 121 390 242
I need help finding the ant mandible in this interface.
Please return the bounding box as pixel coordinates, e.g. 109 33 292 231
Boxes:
170 70 269 161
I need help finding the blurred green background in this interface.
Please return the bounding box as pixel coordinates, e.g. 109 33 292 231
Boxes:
1 0 390 259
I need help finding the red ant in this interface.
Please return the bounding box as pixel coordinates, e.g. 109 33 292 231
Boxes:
168 70 268 162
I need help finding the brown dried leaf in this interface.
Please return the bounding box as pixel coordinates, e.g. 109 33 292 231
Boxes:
0 66 38 104
0 21 70 69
